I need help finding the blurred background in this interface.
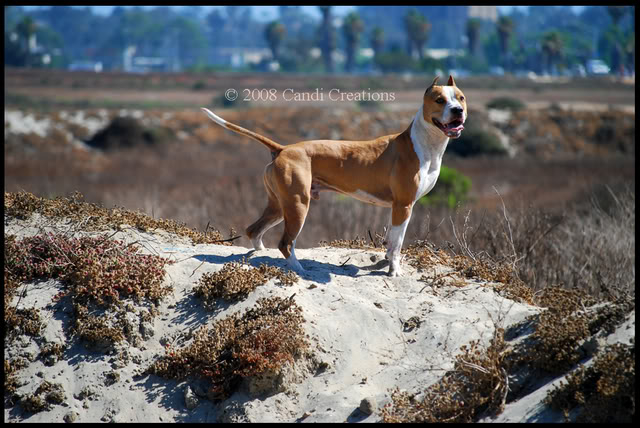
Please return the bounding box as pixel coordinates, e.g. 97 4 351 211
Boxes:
4 6 635 293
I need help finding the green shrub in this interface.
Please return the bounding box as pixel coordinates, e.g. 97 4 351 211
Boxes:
85 117 175 151
486 96 526 112
192 80 207 91
211 93 246 109
420 165 471 209
374 49 417 73
448 113 508 157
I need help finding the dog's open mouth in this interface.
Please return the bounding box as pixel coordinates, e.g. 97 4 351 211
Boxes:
433 118 465 139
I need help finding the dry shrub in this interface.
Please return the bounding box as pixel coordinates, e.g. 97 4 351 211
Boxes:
319 232 386 251
38 343 65 361
5 225 173 352
381 329 509 422
4 191 228 245
381 285 634 423
85 116 175 151
509 286 633 375
194 260 297 306
148 296 308 401
545 342 635 422
5 232 172 307
456 184 635 301
405 238 534 305
5 306 42 338
4 358 27 397
18 380 66 413
522 287 594 373
71 302 126 348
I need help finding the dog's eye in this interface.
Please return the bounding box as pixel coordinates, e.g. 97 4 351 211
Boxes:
459 95 465 101
436 98 445 104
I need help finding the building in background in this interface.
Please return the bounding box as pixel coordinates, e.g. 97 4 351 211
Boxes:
468 6 498 22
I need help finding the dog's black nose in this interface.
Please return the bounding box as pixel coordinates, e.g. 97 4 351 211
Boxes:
451 106 463 115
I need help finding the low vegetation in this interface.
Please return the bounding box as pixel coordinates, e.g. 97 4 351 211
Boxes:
419 165 472 210
448 110 509 157
381 284 634 422
86 116 175 151
545 342 635 423
147 296 308 401
4 192 177 409
486 96 526 112
377 184 635 423
381 329 509 422
194 260 298 307
4 191 228 245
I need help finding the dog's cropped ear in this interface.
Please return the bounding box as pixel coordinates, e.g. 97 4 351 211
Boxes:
425 76 439 95
447 75 456 87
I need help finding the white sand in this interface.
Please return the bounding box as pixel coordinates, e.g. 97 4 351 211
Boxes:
4 215 634 422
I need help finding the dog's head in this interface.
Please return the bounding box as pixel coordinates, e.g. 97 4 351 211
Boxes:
422 75 467 139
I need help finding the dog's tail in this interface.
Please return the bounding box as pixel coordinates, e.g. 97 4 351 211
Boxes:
201 108 284 154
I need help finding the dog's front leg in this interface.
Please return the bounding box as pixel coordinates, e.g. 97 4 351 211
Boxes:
387 204 412 277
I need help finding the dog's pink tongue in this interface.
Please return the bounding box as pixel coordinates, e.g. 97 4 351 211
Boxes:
448 124 464 133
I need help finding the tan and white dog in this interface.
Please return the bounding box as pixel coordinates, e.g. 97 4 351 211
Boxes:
201 75 467 277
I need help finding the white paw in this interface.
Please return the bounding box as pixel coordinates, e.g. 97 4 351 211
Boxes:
388 266 403 277
287 257 306 274
387 252 403 276
252 239 265 251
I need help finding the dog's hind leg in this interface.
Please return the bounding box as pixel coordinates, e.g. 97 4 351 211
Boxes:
278 196 310 273
246 173 283 251
246 198 283 251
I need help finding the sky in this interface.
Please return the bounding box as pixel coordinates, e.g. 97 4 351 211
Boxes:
22 5 585 21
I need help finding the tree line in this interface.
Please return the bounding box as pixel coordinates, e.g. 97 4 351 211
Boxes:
4 5 635 75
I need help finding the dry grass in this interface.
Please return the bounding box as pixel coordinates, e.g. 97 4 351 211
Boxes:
4 192 179 377
381 327 510 422
545 342 635 422
381 283 634 422
4 191 229 245
194 259 298 307
147 295 308 401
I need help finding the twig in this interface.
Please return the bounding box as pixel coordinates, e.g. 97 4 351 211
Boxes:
524 216 563 259
190 260 206 277
500 368 509 410
211 235 242 244
368 229 377 248
493 187 524 268
418 271 459 293
459 359 490 374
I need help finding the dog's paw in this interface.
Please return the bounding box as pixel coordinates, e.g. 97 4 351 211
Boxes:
287 257 306 274
251 239 266 251
387 267 403 277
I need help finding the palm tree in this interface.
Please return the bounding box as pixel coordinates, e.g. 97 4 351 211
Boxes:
404 9 430 60
264 21 286 63
541 31 564 75
496 16 514 70
466 18 482 56
318 6 336 73
606 6 629 76
342 12 364 72
15 16 37 66
371 27 384 58
606 6 627 27
624 33 634 75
